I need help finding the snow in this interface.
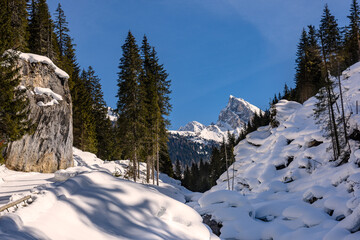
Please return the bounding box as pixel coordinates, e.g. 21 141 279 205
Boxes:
188 62 360 239
107 107 118 122
18 52 69 79
34 87 63 101
172 95 261 143
0 148 217 240
34 87 62 107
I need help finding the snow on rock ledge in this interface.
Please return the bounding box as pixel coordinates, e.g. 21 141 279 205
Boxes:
5 52 73 173
18 52 69 79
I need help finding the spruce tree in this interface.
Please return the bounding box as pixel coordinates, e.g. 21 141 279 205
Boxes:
174 159 182 180
116 31 144 182
28 0 59 61
294 26 322 103
344 0 360 67
82 66 115 160
54 3 69 57
140 35 172 184
72 72 97 153
319 4 343 76
0 52 31 163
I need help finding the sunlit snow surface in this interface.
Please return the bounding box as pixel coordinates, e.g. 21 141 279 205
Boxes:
188 62 360 240
0 148 218 240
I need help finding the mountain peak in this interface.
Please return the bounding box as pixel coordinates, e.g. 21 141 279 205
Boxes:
217 95 261 133
178 121 205 132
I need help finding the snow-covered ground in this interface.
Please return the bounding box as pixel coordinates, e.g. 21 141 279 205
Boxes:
0 148 218 240
189 62 360 240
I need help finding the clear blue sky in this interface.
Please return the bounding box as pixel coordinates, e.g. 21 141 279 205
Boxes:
48 0 351 130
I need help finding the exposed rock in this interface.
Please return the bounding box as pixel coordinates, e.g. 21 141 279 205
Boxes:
202 214 222 236
5 53 73 173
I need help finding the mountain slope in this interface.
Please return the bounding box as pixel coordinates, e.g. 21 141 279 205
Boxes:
189 62 360 240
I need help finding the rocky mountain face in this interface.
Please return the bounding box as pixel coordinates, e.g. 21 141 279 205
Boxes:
216 95 261 134
170 95 261 143
5 53 73 173
168 95 260 166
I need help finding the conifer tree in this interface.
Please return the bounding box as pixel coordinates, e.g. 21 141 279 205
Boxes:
295 26 323 103
0 0 28 51
344 0 360 67
140 35 172 184
82 66 115 159
174 159 182 180
54 3 69 57
319 4 343 76
28 0 59 61
116 31 144 182
0 52 31 163
72 73 97 153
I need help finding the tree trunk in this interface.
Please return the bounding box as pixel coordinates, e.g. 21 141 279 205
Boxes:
224 142 230 191
133 145 137 183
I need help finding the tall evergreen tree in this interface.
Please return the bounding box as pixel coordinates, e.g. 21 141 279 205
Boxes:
0 52 31 163
319 4 343 76
54 3 69 57
174 159 182 180
0 0 28 51
72 72 97 153
28 0 59 61
82 66 115 160
294 26 323 103
140 35 172 184
116 31 144 182
344 0 360 67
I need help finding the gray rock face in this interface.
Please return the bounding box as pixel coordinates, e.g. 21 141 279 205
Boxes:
5 54 73 173
217 95 261 131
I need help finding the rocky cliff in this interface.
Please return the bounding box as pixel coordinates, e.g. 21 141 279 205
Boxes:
5 53 73 173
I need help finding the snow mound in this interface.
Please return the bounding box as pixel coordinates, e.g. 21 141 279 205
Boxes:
0 148 217 239
193 62 360 239
0 171 213 240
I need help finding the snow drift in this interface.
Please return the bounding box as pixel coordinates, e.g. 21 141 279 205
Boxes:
190 62 360 240
0 148 217 240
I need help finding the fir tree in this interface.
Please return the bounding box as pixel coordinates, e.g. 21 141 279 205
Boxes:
28 0 59 61
140 35 172 185
82 66 115 160
116 31 144 182
54 3 69 57
0 51 31 163
294 26 323 103
72 73 97 153
344 0 360 67
319 4 343 76
174 159 182 180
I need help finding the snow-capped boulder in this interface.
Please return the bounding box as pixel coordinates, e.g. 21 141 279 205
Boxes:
5 52 73 173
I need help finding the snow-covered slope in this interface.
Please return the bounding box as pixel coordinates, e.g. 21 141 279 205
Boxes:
189 62 360 240
0 148 218 240
170 95 261 143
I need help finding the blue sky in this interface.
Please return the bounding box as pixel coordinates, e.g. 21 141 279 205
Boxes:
48 0 351 129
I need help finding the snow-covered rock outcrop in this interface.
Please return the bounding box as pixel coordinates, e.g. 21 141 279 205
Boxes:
5 52 73 173
190 62 360 240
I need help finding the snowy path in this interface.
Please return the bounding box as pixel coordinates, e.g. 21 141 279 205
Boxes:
0 148 218 240
0 168 54 205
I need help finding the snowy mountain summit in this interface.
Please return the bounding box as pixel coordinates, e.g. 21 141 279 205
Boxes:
172 95 261 143
217 95 261 134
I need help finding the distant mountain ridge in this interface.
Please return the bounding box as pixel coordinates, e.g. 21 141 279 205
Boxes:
170 95 261 143
168 95 261 166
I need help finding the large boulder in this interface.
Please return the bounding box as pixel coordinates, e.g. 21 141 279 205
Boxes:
5 53 73 173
